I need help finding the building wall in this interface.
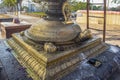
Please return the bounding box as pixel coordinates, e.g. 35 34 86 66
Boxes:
77 10 120 25
22 0 41 12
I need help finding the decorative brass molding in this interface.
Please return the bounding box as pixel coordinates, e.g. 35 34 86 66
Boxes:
6 33 108 80
6 0 109 80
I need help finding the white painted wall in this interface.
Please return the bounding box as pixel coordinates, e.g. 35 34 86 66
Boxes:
22 0 41 12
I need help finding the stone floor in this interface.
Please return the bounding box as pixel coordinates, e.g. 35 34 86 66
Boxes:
0 40 120 80
0 40 32 80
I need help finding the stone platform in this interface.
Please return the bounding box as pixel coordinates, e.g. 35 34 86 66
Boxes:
0 40 120 80
6 32 109 80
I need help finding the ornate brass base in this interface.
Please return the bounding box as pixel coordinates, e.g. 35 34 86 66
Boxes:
6 33 108 80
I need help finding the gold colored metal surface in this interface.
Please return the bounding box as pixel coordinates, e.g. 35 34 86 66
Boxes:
6 0 109 80
25 19 81 42
62 1 72 24
44 43 57 53
6 33 108 80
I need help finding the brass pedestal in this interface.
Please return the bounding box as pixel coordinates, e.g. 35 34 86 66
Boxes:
7 33 108 80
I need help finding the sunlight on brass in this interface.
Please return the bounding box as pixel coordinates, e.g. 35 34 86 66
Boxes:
6 0 108 80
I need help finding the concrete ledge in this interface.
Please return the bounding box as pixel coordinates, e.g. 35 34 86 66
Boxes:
0 18 13 22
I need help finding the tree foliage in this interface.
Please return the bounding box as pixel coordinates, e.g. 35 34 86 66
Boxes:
3 0 23 11
70 1 87 11
32 0 41 3
109 6 120 11
32 0 87 12
92 6 103 10
112 0 120 4
32 0 48 12
3 0 17 7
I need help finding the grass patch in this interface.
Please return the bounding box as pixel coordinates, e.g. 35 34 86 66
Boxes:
23 12 47 18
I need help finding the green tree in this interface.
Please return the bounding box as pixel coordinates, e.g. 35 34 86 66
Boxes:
92 6 102 10
3 0 23 12
112 0 120 4
32 0 41 3
3 0 17 12
3 0 17 7
32 0 87 12
70 1 87 11
32 0 47 12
